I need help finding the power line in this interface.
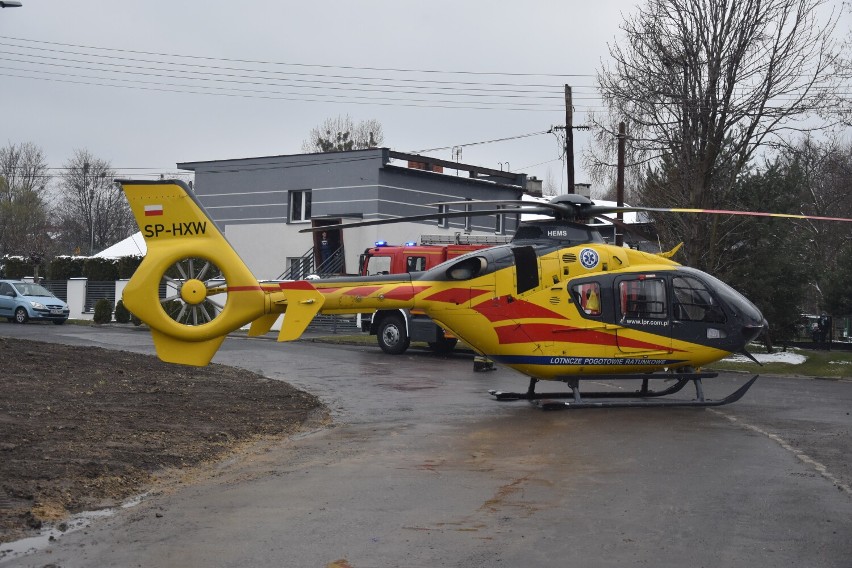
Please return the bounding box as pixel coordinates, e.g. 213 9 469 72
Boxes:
0 71 568 112
411 130 552 153
0 56 575 102
0 35 593 79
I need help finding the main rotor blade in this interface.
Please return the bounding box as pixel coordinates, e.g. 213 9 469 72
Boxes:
637 207 852 223
432 199 654 218
297 206 551 233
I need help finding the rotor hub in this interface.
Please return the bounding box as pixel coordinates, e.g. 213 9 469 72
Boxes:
180 279 207 305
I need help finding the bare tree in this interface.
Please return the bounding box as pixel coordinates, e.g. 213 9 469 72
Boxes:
0 142 51 256
0 141 49 201
301 114 385 153
587 0 843 270
542 167 560 196
55 149 135 256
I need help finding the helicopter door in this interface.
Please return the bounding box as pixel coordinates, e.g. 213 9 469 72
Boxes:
513 246 539 295
670 274 727 345
614 276 672 354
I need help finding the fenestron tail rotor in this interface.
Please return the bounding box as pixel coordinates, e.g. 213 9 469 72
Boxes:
159 257 227 327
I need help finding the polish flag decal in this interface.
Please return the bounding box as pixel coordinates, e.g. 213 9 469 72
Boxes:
144 204 164 216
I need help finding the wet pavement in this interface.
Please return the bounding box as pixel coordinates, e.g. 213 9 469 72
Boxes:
2 323 851 567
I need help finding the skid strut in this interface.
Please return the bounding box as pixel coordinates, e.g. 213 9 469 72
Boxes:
488 373 759 409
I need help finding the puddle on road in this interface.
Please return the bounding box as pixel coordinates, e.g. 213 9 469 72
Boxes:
0 494 146 563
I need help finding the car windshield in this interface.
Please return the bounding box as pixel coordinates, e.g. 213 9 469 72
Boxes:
14 283 55 297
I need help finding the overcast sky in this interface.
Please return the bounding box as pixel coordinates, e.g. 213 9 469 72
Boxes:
1 1 848 195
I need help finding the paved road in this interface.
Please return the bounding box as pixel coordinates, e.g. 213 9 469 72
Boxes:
2 323 851 567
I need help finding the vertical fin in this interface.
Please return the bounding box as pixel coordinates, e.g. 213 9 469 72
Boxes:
150 329 226 366
274 281 325 342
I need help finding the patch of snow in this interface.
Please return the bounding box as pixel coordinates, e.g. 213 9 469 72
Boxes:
723 352 807 365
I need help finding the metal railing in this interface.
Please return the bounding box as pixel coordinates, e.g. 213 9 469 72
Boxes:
278 247 314 280
277 246 344 280
314 247 344 277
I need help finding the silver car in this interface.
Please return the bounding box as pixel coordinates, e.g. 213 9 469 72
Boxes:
0 280 70 324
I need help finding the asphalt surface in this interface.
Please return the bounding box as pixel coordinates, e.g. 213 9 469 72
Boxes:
2 323 851 568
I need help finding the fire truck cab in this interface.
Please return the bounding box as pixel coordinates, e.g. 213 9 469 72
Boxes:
357 236 505 354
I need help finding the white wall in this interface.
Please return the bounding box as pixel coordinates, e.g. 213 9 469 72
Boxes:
225 223 310 281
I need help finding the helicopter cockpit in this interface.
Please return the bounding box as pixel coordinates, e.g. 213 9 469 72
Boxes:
567 266 765 351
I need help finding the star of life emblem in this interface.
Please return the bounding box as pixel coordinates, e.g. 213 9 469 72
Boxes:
579 248 599 269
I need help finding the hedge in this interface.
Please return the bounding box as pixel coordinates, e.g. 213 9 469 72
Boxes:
47 256 86 280
82 257 119 281
0 256 41 279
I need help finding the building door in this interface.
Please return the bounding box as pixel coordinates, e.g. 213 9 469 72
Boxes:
312 219 343 275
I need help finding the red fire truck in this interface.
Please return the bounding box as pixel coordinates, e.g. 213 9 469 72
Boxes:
357 235 509 354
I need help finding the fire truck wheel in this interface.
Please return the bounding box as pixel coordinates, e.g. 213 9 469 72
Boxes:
428 337 458 353
377 314 410 355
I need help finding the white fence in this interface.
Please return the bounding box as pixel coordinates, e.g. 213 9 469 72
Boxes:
39 278 129 322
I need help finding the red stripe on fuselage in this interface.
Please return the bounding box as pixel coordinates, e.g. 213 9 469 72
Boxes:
317 287 341 295
473 297 564 322
277 281 316 290
343 286 383 296
382 285 430 301
423 288 490 305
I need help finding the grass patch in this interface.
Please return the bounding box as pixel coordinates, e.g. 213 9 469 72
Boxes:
709 345 852 378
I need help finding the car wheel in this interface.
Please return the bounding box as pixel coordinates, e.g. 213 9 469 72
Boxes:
428 337 458 353
377 314 410 355
53 319 67 325
14 307 29 324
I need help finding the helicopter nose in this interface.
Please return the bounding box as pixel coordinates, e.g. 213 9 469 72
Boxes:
742 318 768 343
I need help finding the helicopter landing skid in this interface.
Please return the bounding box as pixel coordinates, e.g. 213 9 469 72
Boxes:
488 373 759 410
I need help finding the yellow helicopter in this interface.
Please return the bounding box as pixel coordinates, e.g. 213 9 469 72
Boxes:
116 179 848 409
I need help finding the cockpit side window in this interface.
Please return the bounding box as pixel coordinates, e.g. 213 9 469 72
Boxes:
619 278 667 320
446 256 487 280
672 276 726 323
572 282 601 316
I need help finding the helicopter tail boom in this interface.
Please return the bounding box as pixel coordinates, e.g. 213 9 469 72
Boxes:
119 180 325 366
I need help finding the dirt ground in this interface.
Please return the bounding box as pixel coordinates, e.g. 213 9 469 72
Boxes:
0 336 327 544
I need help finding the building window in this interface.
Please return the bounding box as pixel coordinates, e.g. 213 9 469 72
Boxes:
289 190 312 223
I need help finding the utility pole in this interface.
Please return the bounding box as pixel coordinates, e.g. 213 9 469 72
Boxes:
565 85 575 194
616 122 626 247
